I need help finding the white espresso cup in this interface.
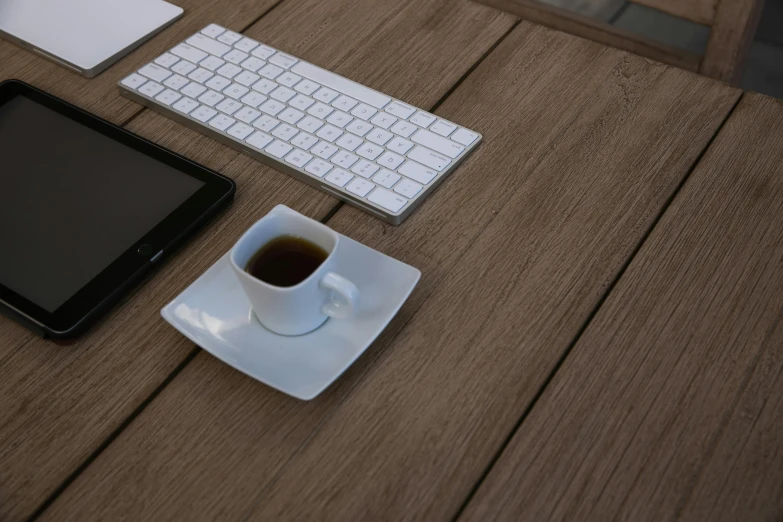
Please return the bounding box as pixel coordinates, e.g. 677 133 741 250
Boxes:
230 205 359 336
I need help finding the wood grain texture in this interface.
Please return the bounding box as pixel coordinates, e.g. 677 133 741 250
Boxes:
459 93 783 522
700 0 764 84
477 0 701 72
631 0 717 25
44 21 742 522
26 1 515 521
0 0 279 124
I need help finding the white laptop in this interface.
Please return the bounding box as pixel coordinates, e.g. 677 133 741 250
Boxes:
0 0 183 78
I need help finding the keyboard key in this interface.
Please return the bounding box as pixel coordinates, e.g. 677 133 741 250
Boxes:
265 140 293 159
217 30 242 45
351 160 380 178
373 168 401 188
198 90 224 107
291 132 318 150
332 95 358 112
350 103 376 120
313 87 339 104
171 43 207 64
285 149 313 168
188 68 213 83
390 120 417 138
224 49 248 64
234 106 261 124
294 79 319 95
305 159 332 177
384 101 416 119
181 82 207 98
209 114 236 131
139 63 171 82
121 73 147 90
377 151 405 170
224 83 249 99
217 63 242 79
297 116 323 134
201 24 226 39
366 128 393 146
251 45 277 60
234 37 259 53
155 89 181 106
259 99 285 116
290 94 315 111
398 160 437 184
408 145 450 171
252 78 277 94
325 169 353 187
370 112 397 130
155 53 180 68
259 64 284 80
164 74 189 90
191 105 217 122
291 61 391 109
311 142 338 160
387 137 414 154
205 75 231 91
451 128 479 146
246 131 273 150
234 71 260 86
278 108 305 125
173 97 198 115
356 142 383 161
187 34 231 57
270 86 296 102
345 119 371 137
326 110 352 128
253 115 280 132
200 55 225 71
316 124 343 143
331 151 359 169
139 81 164 97
277 72 302 87
227 122 254 140
307 102 334 118
241 56 265 72
171 60 197 75
346 178 375 197
394 178 423 198
240 91 267 108
410 111 436 128
272 124 298 141
335 133 362 151
410 129 465 159
368 187 407 213
430 119 457 137
268 53 297 69
216 98 242 115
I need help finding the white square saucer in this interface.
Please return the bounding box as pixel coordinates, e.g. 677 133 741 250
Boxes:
161 235 420 400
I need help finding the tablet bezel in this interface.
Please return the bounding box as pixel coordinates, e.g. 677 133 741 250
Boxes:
0 80 236 337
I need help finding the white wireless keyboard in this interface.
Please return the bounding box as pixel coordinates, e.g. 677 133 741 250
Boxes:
119 24 481 224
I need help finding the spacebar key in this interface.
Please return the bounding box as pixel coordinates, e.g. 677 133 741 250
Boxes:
368 188 407 213
291 62 391 109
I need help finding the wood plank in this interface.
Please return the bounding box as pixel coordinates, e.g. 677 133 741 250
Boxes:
700 0 764 84
459 93 783 522
0 0 280 124
477 0 701 72
44 21 738 522
631 0 717 25
0 1 515 521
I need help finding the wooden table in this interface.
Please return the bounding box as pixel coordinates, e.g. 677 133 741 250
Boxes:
2 1 782 520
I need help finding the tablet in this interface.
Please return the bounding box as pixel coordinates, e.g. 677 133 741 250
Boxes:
0 80 235 338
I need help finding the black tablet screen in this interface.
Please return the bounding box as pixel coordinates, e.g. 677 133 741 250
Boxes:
0 96 204 312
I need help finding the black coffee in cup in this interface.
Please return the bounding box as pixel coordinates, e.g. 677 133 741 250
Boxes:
245 235 328 287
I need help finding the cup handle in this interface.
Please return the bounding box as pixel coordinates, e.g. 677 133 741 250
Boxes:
320 272 359 319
